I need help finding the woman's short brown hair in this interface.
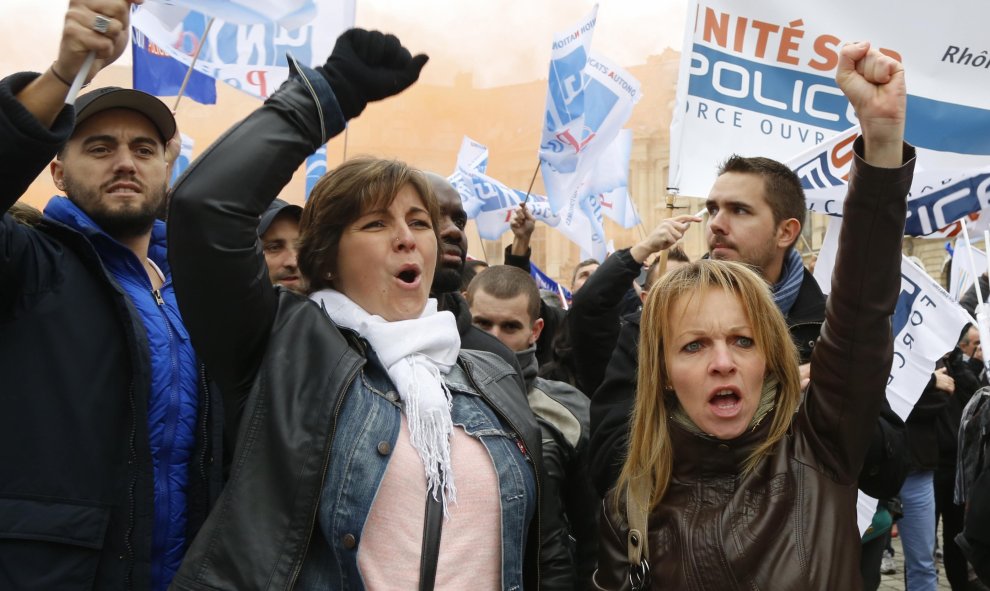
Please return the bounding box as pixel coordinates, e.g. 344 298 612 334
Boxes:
297 156 439 293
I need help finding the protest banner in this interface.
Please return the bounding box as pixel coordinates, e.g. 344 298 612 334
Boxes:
669 0 990 199
783 128 990 236
814 218 974 420
131 0 355 100
539 5 642 215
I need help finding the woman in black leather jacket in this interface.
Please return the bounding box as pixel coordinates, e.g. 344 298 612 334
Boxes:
167 32 544 591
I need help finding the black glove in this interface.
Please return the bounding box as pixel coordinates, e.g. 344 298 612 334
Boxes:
318 28 429 120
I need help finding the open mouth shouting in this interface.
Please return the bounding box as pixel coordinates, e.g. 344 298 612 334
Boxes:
395 264 422 289
708 386 743 418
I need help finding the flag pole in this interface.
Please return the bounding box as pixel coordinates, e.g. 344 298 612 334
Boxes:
656 190 677 274
961 222 990 374
66 52 96 105
473 223 490 263
173 17 215 112
522 160 542 205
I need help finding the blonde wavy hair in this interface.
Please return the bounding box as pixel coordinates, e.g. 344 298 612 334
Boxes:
614 259 801 512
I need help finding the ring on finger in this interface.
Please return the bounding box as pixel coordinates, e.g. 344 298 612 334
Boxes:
92 13 112 35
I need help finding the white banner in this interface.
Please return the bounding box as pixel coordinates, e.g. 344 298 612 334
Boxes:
815 219 974 420
133 0 355 99
950 240 987 302
670 0 990 199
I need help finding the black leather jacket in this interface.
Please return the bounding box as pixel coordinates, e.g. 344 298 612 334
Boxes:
166 65 544 589
518 348 598 590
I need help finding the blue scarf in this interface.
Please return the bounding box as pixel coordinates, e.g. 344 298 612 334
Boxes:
772 248 805 317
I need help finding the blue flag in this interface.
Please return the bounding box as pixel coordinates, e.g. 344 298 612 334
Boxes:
530 262 572 305
305 146 327 201
131 27 216 105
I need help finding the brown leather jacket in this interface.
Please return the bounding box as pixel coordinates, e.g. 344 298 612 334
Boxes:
594 140 916 591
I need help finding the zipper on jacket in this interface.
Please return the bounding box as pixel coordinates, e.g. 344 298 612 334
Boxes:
460 357 542 589
286 360 363 590
197 365 211 487
150 286 184 587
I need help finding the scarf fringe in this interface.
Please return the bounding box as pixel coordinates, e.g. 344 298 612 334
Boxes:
402 357 457 515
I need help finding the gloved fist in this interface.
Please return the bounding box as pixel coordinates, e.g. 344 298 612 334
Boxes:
318 28 429 120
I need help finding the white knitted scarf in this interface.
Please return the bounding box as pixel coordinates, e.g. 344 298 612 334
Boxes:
310 289 461 513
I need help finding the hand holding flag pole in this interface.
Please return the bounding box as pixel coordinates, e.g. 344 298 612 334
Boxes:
656 190 678 275
63 1 137 104
65 52 96 105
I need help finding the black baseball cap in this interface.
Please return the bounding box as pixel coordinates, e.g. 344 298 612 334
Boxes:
258 199 303 236
73 87 177 142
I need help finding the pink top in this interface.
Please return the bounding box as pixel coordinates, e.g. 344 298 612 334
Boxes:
357 417 502 590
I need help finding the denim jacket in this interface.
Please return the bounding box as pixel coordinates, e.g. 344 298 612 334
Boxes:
297 350 536 590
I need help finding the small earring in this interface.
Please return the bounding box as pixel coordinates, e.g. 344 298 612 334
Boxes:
325 272 334 280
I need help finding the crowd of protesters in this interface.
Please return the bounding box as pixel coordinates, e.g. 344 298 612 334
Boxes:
5 1 990 590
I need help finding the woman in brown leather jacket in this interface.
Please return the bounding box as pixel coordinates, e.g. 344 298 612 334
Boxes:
594 42 915 590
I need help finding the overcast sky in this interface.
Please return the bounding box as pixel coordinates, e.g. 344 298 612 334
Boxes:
0 0 686 86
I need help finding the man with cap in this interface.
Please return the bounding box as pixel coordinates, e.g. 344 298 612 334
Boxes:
258 198 305 292
0 2 222 589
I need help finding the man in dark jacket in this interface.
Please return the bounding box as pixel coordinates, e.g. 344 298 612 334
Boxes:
934 332 985 591
426 172 526 394
0 3 222 589
258 198 305 292
466 265 597 590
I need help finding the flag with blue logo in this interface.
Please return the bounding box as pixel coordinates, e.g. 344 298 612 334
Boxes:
132 0 355 100
169 133 195 186
451 138 607 260
305 145 327 201
539 6 642 214
783 127 990 237
132 26 216 104
669 0 990 199
814 216 974 420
